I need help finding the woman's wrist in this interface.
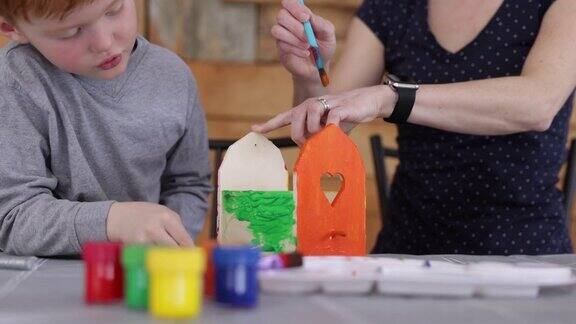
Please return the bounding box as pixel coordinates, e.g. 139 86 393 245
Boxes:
377 84 398 119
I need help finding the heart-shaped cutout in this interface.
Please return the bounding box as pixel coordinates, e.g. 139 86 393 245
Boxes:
320 173 344 206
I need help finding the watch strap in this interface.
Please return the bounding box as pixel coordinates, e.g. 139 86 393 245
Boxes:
384 86 416 124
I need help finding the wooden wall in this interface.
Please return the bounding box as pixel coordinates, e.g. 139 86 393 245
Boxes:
2 0 576 250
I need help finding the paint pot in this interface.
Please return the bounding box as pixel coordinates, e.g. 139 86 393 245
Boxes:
214 246 261 307
202 240 217 298
146 248 205 319
259 252 303 270
82 241 123 304
121 245 150 310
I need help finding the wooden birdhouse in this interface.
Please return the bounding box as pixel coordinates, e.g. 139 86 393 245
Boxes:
217 126 366 256
217 132 296 253
294 125 366 256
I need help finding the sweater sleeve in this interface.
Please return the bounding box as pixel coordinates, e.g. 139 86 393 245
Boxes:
0 89 113 256
159 74 212 239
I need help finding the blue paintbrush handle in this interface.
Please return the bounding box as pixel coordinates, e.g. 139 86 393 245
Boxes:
302 21 318 48
297 0 325 69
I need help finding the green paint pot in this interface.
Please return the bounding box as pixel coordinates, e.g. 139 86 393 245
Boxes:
121 245 150 310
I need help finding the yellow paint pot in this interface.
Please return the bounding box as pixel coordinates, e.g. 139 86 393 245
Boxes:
146 247 205 319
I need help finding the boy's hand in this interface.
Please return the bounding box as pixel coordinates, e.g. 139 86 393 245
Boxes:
106 202 194 247
272 0 336 85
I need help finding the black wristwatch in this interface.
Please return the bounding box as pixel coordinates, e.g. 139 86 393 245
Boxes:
383 73 419 124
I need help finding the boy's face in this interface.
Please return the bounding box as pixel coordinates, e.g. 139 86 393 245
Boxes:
2 0 138 80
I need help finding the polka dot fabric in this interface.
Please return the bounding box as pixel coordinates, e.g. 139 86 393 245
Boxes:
358 0 574 255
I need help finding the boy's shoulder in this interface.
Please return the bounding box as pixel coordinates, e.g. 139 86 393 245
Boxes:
0 42 58 91
0 37 199 97
138 37 197 88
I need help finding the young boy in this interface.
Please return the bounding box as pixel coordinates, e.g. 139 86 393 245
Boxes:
0 0 212 256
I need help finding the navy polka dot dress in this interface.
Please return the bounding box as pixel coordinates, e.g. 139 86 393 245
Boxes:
358 0 574 255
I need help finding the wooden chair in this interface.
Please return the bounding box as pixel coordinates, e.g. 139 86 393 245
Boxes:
370 135 576 228
208 137 297 239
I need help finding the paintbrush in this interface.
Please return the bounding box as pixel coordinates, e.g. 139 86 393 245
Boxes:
297 0 330 87
0 254 39 271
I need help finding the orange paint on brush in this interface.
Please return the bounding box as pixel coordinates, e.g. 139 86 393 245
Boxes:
310 47 330 88
319 69 330 87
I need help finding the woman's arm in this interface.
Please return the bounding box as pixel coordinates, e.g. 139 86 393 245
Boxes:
408 0 576 135
256 0 576 142
254 15 388 142
272 0 386 105
292 17 386 104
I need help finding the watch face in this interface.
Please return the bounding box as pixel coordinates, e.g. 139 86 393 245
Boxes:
385 73 419 89
386 73 401 83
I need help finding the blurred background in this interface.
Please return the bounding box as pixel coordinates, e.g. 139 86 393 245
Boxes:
1 0 575 250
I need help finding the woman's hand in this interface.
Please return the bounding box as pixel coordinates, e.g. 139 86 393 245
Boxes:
252 85 396 145
272 0 337 85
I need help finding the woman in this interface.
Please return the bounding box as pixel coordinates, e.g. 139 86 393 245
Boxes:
252 0 576 255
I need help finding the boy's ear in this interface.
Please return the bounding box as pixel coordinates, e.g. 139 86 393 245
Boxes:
0 17 29 44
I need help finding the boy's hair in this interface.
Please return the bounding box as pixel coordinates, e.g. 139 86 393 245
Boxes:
0 0 94 24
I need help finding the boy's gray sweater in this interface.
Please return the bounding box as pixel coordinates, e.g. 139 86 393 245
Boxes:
0 36 212 256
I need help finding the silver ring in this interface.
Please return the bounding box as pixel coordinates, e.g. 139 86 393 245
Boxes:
317 97 330 111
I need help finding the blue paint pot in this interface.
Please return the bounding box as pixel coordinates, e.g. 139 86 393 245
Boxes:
213 246 261 308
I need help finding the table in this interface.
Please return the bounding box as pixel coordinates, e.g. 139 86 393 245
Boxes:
1 254 576 324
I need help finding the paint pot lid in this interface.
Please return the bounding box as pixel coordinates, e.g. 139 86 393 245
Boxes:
213 246 261 266
146 247 205 272
82 241 122 263
122 245 151 267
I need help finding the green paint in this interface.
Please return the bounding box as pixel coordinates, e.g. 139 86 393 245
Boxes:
223 190 295 252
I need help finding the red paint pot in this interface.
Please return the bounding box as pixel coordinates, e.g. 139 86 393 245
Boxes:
82 241 123 304
202 240 217 298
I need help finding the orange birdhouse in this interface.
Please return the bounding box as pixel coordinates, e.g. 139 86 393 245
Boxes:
294 124 366 256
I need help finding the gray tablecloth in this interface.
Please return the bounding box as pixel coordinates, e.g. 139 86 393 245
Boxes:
1 254 576 324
